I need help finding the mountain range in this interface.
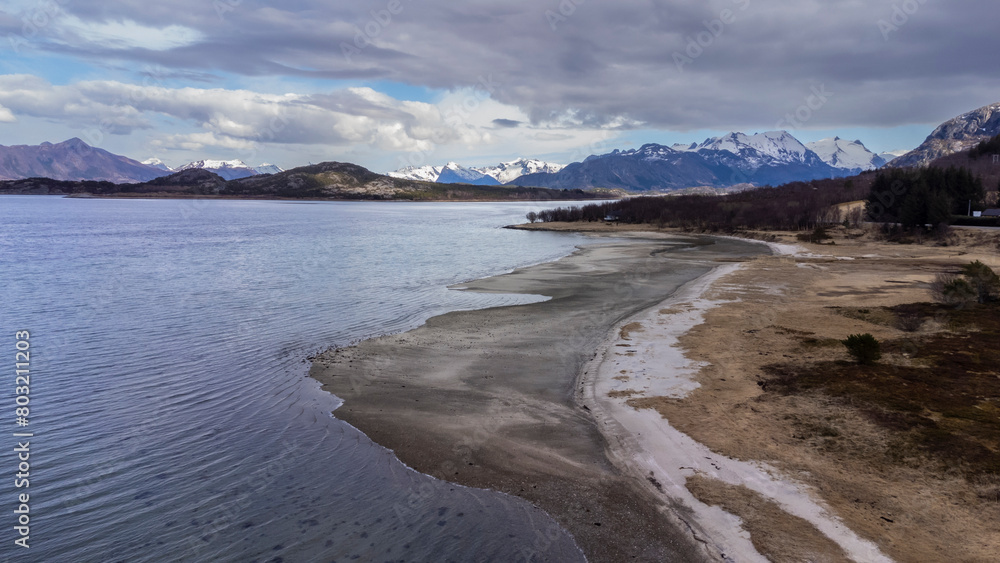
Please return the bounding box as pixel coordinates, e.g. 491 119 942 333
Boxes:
7 101 1000 193
0 138 286 184
389 158 566 185
146 158 284 180
395 133 896 192
508 131 888 191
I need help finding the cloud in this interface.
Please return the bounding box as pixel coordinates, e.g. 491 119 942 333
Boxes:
0 104 15 122
3 0 996 133
492 118 521 128
0 75 453 148
53 16 203 51
0 74 615 170
2 1 999 170
151 131 258 152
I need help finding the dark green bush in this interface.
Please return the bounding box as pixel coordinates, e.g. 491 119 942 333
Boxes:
796 226 832 243
841 333 882 365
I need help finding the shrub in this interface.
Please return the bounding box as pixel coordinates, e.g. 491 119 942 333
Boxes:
796 226 833 243
961 260 1000 303
932 273 977 306
932 262 1000 305
895 306 924 332
841 333 882 365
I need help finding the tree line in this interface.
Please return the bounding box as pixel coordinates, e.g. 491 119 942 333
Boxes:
865 166 985 229
532 161 992 233
531 174 875 231
969 135 1000 160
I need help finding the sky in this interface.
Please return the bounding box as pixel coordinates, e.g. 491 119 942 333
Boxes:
0 0 997 173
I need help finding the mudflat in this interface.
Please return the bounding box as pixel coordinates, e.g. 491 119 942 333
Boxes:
310 235 767 562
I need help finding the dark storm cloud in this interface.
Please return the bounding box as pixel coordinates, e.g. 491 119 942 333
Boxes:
7 0 1000 131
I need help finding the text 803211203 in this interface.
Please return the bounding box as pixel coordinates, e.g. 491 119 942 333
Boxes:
13 330 31 549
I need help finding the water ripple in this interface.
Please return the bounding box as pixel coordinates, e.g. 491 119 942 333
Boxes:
0 197 593 562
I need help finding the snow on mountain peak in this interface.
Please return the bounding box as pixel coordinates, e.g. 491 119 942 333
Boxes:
387 165 444 182
142 158 172 172
693 131 809 163
179 159 249 171
390 158 565 184
877 149 910 164
805 137 886 171
253 163 284 175
475 158 566 183
177 159 260 180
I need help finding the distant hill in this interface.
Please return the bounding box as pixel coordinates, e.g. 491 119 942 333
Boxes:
890 102 1000 168
221 161 604 200
0 138 168 183
0 161 613 201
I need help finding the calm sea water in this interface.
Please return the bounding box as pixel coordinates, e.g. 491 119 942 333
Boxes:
0 196 595 562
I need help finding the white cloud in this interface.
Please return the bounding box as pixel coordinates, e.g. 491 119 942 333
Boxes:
0 74 625 170
151 132 258 152
3 0 999 137
54 16 203 51
0 104 16 122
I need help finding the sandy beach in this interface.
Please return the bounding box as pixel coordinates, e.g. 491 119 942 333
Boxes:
561 223 1000 562
310 234 766 562
312 224 1000 562
615 227 1000 563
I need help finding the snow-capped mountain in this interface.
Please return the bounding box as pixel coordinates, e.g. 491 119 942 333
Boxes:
388 165 445 183
878 150 910 164
178 159 257 180
253 163 284 175
890 102 1000 168
475 158 566 184
390 162 499 185
436 162 500 185
390 158 565 185
679 131 812 167
142 158 173 172
511 130 847 191
804 137 887 173
176 159 284 180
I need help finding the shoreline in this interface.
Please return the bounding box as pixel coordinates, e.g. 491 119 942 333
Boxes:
581 258 891 562
312 222 1000 561
0 192 615 203
562 222 1000 562
310 234 767 562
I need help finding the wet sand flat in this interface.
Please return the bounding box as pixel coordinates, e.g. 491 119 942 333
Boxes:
310 235 767 562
